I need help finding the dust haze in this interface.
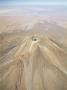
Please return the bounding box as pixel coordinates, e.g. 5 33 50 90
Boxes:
0 5 67 90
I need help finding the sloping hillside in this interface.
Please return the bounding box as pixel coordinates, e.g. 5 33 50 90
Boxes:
0 35 67 90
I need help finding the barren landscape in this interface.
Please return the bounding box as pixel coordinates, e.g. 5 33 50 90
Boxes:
0 4 67 90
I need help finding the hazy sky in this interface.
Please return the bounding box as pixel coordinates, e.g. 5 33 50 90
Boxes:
0 0 67 2
0 0 67 5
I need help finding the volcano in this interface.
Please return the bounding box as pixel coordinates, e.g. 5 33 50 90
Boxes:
0 35 67 90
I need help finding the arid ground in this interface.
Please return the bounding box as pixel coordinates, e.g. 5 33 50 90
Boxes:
0 6 67 90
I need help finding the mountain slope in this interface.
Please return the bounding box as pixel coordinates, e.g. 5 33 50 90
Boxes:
0 35 67 90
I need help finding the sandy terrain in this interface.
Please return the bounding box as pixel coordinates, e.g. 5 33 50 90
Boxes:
0 16 67 90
